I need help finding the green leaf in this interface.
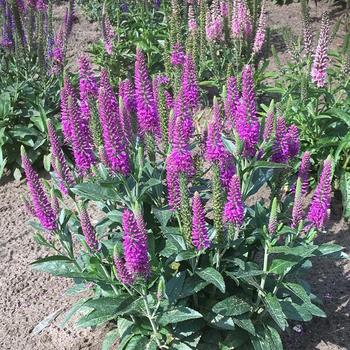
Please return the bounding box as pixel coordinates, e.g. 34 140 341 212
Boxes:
77 309 118 328
175 250 196 262
106 210 123 222
266 326 283 350
71 183 118 202
281 300 313 321
212 296 251 316
102 328 119 350
158 307 202 326
263 294 287 331
253 161 289 170
179 275 209 298
153 207 173 227
166 271 186 303
60 298 89 328
31 256 78 276
231 314 255 335
268 256 300 274
315 243 344 256
209 314 235 330
118 317 133 339
196 267 225 293
125 335 149 350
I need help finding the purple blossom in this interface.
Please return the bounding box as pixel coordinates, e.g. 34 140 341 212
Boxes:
188 5 197 32
263 111 274 141
22 152 57 231
98 71 130 175
206 1 223 41
122 209 150 278
78 55 98 99
311 12 330 88
192 192 211 250
286 124 300 158
182 54 200 110
79 207 99 251
220 1 229 17
51 26 65 73
66 77 96 175
119 79 136 114
271 116 288 163
114 255 134 285
219 155 236 189
1 4 14 49
224 76 240 129
253 3 266 54
299 151 311 194
60 79 73 141
170 42 185 66
134 48 160 137
223 175 244 227
307 159 333 229
47 120 75 195
231 0 252 39
102 13 115 55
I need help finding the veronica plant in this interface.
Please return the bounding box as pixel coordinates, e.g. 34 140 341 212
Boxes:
23 53 345 350
268 4 350 218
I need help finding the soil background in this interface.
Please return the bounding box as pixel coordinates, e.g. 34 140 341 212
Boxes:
0 2 349 350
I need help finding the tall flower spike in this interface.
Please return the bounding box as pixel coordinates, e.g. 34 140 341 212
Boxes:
51 25 65 73
301 0 313 56
299 151 311 194
170 42 185 66
192 192 211 250
263 110 275 141
188 5 197 32
122 209 150 278
102 13 115 55
231 0 252 39
78 55 98 100
307 159 333 229
271 116 289 163
286 124 300 159
47 120 75 195
224 175 244 227
311 12 330 88
98 78 130 175
22 150 57 231
182 54 200 110
114 254 134 285
134 48 160 137
292 178 304 229
253 2 266 54
79 206 99 251
67 80 95 175
119 79 136 114
224 76 240 129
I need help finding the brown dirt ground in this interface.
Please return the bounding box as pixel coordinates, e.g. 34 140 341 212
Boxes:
1 2 349 350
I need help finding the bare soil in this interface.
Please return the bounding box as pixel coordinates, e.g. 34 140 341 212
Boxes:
0 2 349 350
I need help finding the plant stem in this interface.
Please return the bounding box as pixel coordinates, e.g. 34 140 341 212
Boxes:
141 290 164 349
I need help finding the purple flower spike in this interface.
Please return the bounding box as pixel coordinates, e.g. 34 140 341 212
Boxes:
307 159 333 230
299 152 311 194
114 255 134 285
66 78 95 175
188 5 197 32
253 2 266 54
263 110 274 141
311 12 330 88
171 42 185 66
192 192 211 250
22 152 57 231
102 13 115 55
206 0 223 42
122 209 150 278
271 116 288 163
135 48 160 137
224 77 240 129
182 54 200 110
205 100 227 162
78 55 98 100
98 81 130 175
231 0 252 39
51 26 65 73
79 207 99 251
47 120 75 195
286 124 300 158
224 175 244 227
119 79 136 114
